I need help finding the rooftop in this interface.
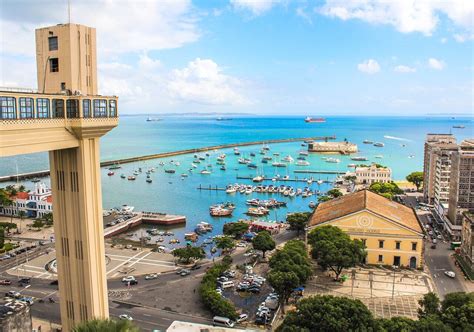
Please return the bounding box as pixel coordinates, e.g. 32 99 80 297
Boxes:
309 190 422 233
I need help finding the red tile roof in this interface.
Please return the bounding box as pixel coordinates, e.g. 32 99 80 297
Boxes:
13 192 29 200
309 190 422 233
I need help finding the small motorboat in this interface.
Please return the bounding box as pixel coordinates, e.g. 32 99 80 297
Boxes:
107 171 114 176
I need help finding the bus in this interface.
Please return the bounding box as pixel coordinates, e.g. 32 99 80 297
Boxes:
450 241 461 250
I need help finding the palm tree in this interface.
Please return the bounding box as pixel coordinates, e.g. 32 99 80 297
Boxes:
17 210 26 233
72 318 140 332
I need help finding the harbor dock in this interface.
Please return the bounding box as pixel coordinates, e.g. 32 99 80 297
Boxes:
236 176 333 183
293 170 346 175
104 212 186 238
0 135 336 182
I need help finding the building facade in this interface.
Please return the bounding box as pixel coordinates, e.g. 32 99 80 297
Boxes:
447 139 474 239
0 183 52 218
0 300 32 332
0 22 118 330
308 190 424 268
423 134 457 205
460 212 474 270
354 163 392 185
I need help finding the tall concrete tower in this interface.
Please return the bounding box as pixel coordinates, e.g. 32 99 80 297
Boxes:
0 22 118 331
36 23 98 95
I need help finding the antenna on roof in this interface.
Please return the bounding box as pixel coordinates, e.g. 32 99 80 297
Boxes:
68 0 71 24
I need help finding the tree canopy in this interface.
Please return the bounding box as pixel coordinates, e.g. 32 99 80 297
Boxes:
308 225 366 280
369 181 404 200
172 245 205 264
269 240 312 284
215 236 235 252
406 171 424 191
277 295 376 332
252 231 275 258
286 212 311 236
267 271 300 313
222 222 249 239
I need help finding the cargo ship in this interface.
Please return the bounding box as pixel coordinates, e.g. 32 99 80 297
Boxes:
305 117 326 123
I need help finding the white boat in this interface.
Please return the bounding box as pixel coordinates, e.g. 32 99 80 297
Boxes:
253 175 264 182
316 180 323 185
191 163 198 168
375 155 384 159
200 170 211 175
282 155 294 162
299 150 309 156
325 158 340 163
226 186 236 194
347 164 357 168
272 162 287 167
374 142 385 147
296 160 310 166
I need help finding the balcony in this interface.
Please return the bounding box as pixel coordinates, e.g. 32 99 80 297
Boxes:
0 90 118 157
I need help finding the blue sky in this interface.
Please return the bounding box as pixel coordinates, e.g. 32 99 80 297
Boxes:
0 0 473 115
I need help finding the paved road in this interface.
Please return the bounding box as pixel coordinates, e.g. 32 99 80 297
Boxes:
402 193 465 298
5 229 298 331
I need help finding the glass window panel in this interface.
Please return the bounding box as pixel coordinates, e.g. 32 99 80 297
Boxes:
52 99 64 118
82 99 91 118
0 96 16 119
36 98 50 118
93 99 107 118
19 97 34 119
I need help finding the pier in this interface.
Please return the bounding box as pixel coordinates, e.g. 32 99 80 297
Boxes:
197 185 227 191
0 135 336 182
236 176 333 183
104 211 186 238
293 170 346 175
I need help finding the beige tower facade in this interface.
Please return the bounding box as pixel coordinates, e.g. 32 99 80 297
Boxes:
1 22 117 331
36 24 98 95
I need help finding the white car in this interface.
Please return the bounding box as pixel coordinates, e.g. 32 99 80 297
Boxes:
236 313 248 323
444 271 456 278
145 273 159 280
122 276 136 283
119 314 133 321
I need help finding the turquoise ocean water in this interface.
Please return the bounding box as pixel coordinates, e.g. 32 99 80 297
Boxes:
1 115 472 250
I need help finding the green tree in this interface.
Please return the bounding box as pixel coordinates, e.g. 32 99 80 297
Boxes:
418 292 440 318
214 236 235 252
17 210 26 233
406 171 424 191
415 316 451 332
222 254 233 266
32 219 44 230
172 245 205 264
72 318 140 332
317 195 332 202
222 222 249 239
0 227 4 249
267 271 300 313
252 231 276 258
269 241 312 284
42 212 54 226
369 181 404 200
377 316 418 332
327 188 343 198
276 295 376 332
286 212 311 236
308 225 366 280
441 292 474 312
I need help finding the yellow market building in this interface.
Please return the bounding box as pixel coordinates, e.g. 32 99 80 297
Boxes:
308 190 424 268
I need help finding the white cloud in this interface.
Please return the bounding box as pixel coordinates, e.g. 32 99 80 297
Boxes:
357 59 380 74
230 0 280 15
318 0 474 36
428 58 445 70
440 37 448 44
167 58 250 105
296 6 313 24
0 0 200 57
453 33 474 43
394 65 416 73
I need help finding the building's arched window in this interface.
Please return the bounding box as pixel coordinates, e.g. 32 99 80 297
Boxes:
37 98 50 118
19 97 34 119
0 96 16 119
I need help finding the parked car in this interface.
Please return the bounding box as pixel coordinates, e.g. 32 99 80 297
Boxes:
119 314 133 321
236 313 248 323
180 269 191 276
18 297 34 305
145 273 159 280
5 290 21 298
129 279 138 285
190 264 201 270
122 276 136 283
444 271 456 278
437 234 442 240
19 278 31 286
0 279 12 286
